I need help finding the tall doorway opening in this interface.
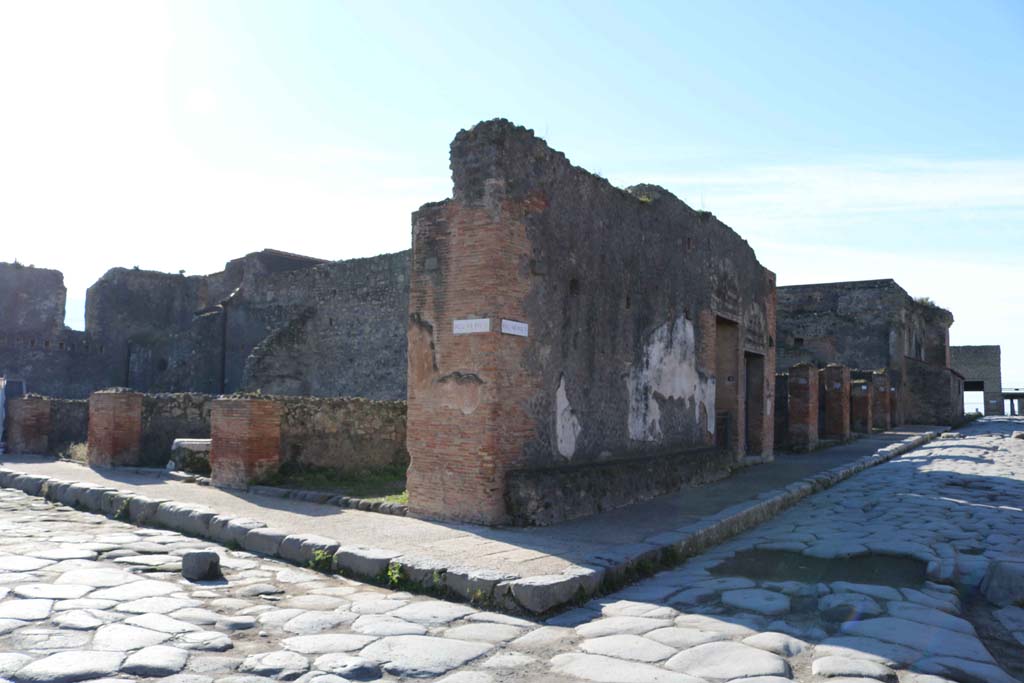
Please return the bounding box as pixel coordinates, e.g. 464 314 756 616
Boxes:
714 318 739 453
745 352 766 455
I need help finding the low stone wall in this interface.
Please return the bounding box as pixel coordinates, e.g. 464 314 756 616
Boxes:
49 399 88 456
140 393 213 468
505 447 734 526
904 358 964 425
278 397 407 476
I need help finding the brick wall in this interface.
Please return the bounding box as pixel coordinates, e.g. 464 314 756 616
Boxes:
87 390 143 467
4 396 50 454
820 365 851 440
210 397 281 489
871 372 892 430
850 380 873 433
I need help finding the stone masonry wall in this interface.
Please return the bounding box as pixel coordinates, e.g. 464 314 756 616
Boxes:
48 398 88 456
407 119 776 526
140 393 214 468
278 397 407 476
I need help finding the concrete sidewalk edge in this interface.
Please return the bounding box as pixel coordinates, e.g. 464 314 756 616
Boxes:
0 430 940 615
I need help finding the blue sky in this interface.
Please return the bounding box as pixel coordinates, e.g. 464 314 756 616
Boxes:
1 1 1022 391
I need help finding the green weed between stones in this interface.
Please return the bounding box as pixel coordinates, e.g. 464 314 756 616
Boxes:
308 548 334 573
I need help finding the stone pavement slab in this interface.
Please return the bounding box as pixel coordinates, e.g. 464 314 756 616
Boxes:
0 426 941 614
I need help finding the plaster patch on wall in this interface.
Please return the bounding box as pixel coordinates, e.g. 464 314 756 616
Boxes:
627 316 715 441
555 375 581 459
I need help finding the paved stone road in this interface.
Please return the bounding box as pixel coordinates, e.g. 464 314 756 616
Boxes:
0 418 1020 682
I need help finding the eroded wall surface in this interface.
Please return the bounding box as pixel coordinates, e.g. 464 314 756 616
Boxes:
407 119 776 525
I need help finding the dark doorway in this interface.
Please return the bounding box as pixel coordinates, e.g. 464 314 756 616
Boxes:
745 352 766 455
714 318 739 453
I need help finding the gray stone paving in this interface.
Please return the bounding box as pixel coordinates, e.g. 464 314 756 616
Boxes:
0 418 1021 682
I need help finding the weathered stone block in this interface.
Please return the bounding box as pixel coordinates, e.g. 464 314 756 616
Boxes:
278 534 340 566
182 551 222 581
242 527 288 556
169 438 212 475
87 389 143 467
4 396 50 454
208 515 265 546
210 398 281 490
333 546 401 579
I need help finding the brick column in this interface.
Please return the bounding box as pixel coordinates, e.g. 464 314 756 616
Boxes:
850 380 873 433
871 372 892 431
787 363 818 452
5 396 51 454
87 390 143 467
820 364 851 441
210 397 281 489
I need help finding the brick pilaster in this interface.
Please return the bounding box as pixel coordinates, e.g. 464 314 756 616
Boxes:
210 397 281 489
871 372 892 431
850 380 873 434
87 390 143 467
787 363 818 452
821 364 851 441
5 396 51 454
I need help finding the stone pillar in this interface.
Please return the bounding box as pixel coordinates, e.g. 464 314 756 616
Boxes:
87 390 143 467
820 364 851 441
5 396 51 454
787 363 819 452
850 380 873 434
210 397 281 489
871 372 892 431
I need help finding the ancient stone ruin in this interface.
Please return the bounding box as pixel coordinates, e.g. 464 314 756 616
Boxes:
405 119 777 526
0 249 408 399
775 279 964 431
1 118 979 530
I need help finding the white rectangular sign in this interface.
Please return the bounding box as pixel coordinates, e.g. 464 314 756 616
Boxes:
501 319 529 337
453 318 491 335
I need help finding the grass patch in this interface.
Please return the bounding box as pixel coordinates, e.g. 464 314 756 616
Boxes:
258 463 407 500
58 442 88 464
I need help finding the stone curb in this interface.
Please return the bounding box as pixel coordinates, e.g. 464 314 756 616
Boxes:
0 431 938 616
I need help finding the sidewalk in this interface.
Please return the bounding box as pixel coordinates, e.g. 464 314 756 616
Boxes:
0 425 944 613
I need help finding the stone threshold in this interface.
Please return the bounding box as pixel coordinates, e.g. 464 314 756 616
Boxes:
0 431 939 616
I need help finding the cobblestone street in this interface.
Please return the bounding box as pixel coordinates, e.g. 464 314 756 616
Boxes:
0 418 1021 683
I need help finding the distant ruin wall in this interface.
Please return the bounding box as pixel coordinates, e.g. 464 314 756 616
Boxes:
241 251 410 400
140 393 214 468
278 396 407 476
407 119 776 525
3 249 409 401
